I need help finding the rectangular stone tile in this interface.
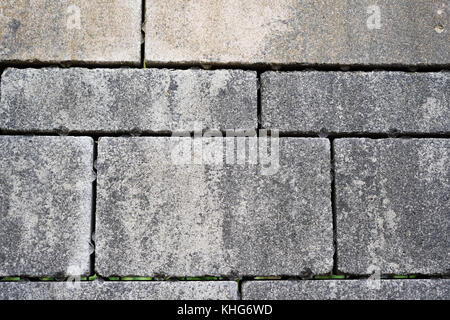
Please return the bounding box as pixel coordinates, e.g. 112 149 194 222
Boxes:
0 68 257 133
262 71 450 134
335 139 450 275
145 0 449 67
0 136 94 277
0 0 140 65
242 280 450 300
96 137 333 277
0 281 238 300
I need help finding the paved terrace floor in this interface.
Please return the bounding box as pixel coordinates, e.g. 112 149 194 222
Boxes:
0 0 448 300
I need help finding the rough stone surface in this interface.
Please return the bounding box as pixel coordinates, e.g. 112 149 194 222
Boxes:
0 136 94 277
262 71 450 134
0 68 257 133
145 0 449 66
335 139 450 275
0 0 140 65
96 137 333 277
0 281 238 300
242 280 450 300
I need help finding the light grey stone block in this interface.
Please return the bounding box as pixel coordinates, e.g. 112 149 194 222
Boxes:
96 137 333 277
335 139 450 274
0 0 140 65
0 136 94 277
242 280 450 300
262 71 450 134
145 0 449 67
0 68 257 133
0 281 238 300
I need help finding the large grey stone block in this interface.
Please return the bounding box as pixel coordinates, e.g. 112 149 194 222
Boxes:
145 0 449 67
0 136 94 277
0 68 257 133
0 0 140 65
242 280 450 300
335 139 450 275
96 137 333 277
0 281 238 300
262 71 450 134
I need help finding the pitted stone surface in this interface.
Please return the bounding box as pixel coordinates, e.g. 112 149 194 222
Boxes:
0 281 238 300
0 136 93 277
145 0 449 66
242 280 450 300
96 137 333 277
0 68 257 133
335 139 450 275
262 71 450 134
0 0 140 65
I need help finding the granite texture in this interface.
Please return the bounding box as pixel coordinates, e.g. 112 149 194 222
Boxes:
262 71 450 134
96 137 333 277
0 68 257 133
145 0 449 66
0 281 238 300
0 136 94 277
242 280 450 300
335 139 450 275
0 0 140 65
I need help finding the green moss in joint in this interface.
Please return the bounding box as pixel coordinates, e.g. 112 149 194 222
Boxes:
2 277 20 281
314 275 331 279
121 277 153 281
40 277 54 281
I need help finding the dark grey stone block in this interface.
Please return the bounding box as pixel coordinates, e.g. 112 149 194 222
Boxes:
335 138 450 274
0 281 238 300
0 136 94 277
96 137 333 277
262 71 450 134
0 68 257 133
242 280 450 300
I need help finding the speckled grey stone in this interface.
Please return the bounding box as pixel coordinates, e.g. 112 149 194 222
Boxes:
96 137 333 277
262 71 450 134
242 280 450 300
145 0 449 67
0 68 257 133
0 136 94 277
335 139 450 275
0 281 238 300
0 0 140 65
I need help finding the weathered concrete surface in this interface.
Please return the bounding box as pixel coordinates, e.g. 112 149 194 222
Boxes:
262 71 450 134
0 0 140 65
96 137 333 277
335 139 450 275
0 281 238 300
0 136 94 277
0 68 257 133
145 0 449 66
242 280 450 300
